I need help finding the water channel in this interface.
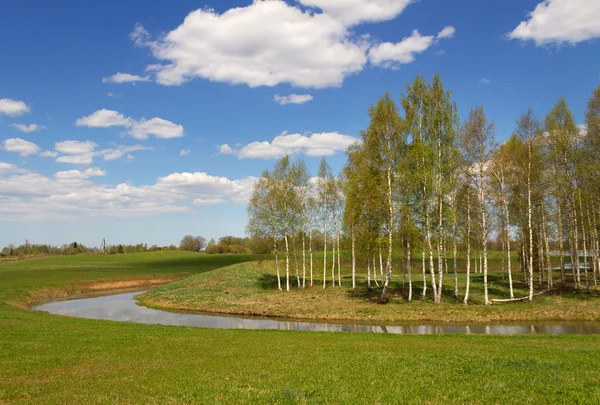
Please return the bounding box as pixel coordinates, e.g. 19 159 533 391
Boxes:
34 290 600 335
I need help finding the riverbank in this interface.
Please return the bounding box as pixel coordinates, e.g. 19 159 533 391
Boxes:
138 258 600 323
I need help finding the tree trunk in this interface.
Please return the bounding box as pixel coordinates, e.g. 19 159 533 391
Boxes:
367 251 371 288
407 239 413 302
337 234 341 289
503 192 514 298
480 165 490 306
578 191 589 292
421 248 427 298
380 164 394 302
351 227 356 289
331 230 336 288
557 197 565 282
293 235 300 288
452 193 458 298
284 234 290 292
302 217 306 289
542 209 552 289
463 189 471 305
527 142 534 303
436 193 444 305
274 235 281 291
309 229 313 287
426 206 438 300
323 224 327 289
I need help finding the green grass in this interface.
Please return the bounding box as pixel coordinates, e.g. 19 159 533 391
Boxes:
2 251 600 403
139 253 600 323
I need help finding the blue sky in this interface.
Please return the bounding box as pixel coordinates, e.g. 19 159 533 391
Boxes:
1 0 599 247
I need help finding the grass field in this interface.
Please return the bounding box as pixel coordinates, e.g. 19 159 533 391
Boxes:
139 253 600 323
2 251 600 403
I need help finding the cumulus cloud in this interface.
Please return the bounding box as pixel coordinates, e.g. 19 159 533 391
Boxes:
52 140 151 165
128 118 184 140
55 140 98 155
508 0 600 45
102 72 151 84
39 150 58 158
274 94 314 105
131 2 368 88
437 25 456 39
10 123 46 133
219 144 234 155
2 138 41 157
179 149 191 156
54 168 107 180
0 166 256 221
75 109 184 140
368 27 453 68
0 162 20 173
297 0 413 25
222 131 360 159
479 78 491 84
0 98 30 117
75 109 132 128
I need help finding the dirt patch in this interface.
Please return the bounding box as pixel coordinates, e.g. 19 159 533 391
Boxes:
86 278 174 291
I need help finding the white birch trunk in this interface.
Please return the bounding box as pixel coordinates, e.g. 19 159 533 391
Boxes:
463 189 471 305
480 164 490 306
557 198 565 282
351 227 356 289
302 229 306 289
284 234 290 292
578 192 589 292
407 239 413 302
527 142 534 302
421 248 427 298
323 224 327 289
309 228 313 287
274 235 281 291
337 234 341 288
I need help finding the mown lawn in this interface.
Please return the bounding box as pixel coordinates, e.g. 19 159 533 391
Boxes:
2 251 600 404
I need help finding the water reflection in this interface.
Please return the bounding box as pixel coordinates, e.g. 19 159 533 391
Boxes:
34 291 600 335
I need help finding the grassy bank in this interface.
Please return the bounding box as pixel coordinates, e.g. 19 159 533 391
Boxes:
2 251 600 403
139 254 600 323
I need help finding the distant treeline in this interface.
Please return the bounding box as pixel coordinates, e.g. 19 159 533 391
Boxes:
0 236 272 257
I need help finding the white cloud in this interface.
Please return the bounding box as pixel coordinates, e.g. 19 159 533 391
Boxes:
368 29 435 67
2 138 41 157
75 109 132 128
97 145 152 161
508 0 600 45
75 109 184 140
40 150 58 158
578 123 588 137
0 98 30 117
131 2 368 88
55 140 98 155
54 168 106 180
128 118 184 140
219 144 234 155
437 25 455 39
126 154 135 162
0 166 256 221
223 131 360 159
479 78 491 84
274 94 314 105
53 140 151 165
180 149 191 156
0 162 18 173
297 0 413 25
102 72 151 84
10 123 46 133
56 153 95 165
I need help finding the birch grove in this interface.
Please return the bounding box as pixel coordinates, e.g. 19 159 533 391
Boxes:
246 78 600 305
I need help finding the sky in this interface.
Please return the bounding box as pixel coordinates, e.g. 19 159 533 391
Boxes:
1 0 599 247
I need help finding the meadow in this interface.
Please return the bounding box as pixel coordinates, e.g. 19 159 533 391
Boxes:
2 251 600 404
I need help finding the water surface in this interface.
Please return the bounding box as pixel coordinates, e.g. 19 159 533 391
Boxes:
34 291 600 335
